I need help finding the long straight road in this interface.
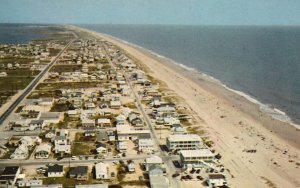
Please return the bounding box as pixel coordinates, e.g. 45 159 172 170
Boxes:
101 42 181 188
0 33 78 126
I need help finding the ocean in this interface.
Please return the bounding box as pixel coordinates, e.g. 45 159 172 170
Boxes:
81 24 300 125
0 24 49 44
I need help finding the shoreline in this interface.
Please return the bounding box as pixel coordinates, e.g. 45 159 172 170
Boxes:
83 26 300 130
70 25 300 187
84 28 300 146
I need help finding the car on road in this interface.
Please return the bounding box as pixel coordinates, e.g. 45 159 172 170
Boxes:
71 156 76 160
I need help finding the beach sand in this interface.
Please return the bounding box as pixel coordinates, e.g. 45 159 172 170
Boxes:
72 26 300 188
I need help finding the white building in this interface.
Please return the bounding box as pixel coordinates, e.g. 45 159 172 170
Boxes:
138 139 154 153
116 124 151 141
179 149 214 168
145 156 163 171
117 141 127 152
166 134 202 152
207 174 227 188
48 164 64 177
17 179 43 187
35 143 52 159
10 144 28 159
95 162 109 180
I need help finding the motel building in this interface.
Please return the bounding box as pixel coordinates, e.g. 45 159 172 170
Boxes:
179 149 214 169
166 134 202 152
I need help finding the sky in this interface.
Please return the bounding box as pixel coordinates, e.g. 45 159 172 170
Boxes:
0 0 300 25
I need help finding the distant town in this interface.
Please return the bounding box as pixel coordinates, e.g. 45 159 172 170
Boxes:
0 27 228 188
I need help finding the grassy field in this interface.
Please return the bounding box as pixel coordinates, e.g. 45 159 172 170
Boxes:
50 65 82 73
72 142 95 155
42 173 97 188
0 57 34 65
0 76 34 90
36 82 104 90
0 68 40 76
26 90 62 99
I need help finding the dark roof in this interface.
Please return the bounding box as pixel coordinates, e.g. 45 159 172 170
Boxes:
30 119 44 124
148 164 166 173
1 166 19 176
69 166 88 175
96 143 106 148
208 174 225 179
48 164 63 173
138 133 151 139
0 175 16 181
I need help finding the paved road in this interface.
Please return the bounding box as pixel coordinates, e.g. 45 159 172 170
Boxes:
102 43 181 188
0 33 78 126
0 154 149 167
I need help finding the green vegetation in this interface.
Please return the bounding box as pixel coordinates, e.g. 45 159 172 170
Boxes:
0 57 34 65
42 176 76 188
72 142 95 155
0 76 34 90
49 48 61 56
75 133 96 142
36 82 104 90
50 102 72 112
0 68 40 76
50 65 82 73
124 102 137 109
27 90 62 99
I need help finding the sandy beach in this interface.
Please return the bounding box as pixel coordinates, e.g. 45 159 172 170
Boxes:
71 26 300 188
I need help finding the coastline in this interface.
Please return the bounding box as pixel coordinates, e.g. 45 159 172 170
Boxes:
70 25 300 187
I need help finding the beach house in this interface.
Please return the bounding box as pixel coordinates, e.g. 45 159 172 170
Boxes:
179 149 215 169
166 134 202 152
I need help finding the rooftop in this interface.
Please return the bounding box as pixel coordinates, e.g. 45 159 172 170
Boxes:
180 149 214 158
167 134 201 142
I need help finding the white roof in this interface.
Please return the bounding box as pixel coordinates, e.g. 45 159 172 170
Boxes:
95 162 109 174
97 118 111 124
110 100 121 106
139 139 154 146
36 143 52 152
180 149 214 158
168 134 201 142
146 156 163 164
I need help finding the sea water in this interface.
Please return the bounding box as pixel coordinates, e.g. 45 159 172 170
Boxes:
82 24 300 126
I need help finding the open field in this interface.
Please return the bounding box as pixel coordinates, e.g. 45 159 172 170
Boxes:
0 57 34 65
0 76 34 90
36 82 105 90
50 65 82 72
0 68 40 76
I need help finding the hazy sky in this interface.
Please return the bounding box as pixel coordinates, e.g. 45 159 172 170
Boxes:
1 0 300 25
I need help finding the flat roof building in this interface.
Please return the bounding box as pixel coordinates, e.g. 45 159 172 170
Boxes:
166 134 202 152
180 149 214 169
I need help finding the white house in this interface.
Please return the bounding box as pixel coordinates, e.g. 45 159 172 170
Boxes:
48 164 64 177
45 130 56 139
207 174 227 188
81 118 95 127
179 149 215 169
54 144 71 154
145 156 163 171
95 162 109 180
17 179 43 187
96 143 107 154
138 139 154 153
10 144 28 159
127 161 135 172
19 136 35 147
117 141 127 152
35 143 52 159
166 134 202 152
96 118 111 127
